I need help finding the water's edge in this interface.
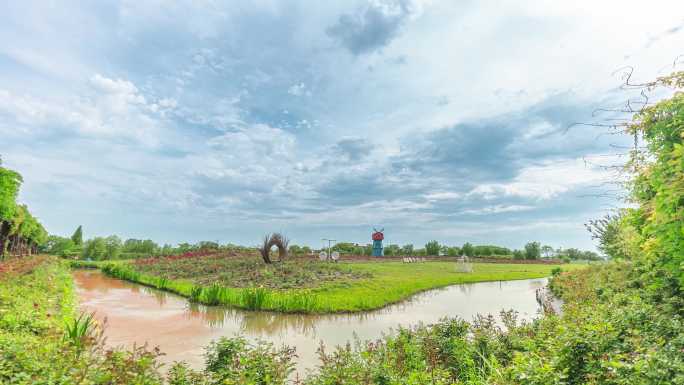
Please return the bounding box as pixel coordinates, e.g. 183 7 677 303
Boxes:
74 270 547 375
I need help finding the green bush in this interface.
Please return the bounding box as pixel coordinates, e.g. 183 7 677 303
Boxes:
168 337 295 385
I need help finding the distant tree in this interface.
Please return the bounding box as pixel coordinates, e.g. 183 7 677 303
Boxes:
42 235 75 257
541 245 554 258
198 241 219 250
585 213 625 259
461 242 474 257
384 244 400 256
513 249 525 260
122 238 159 256
161 243 174 255
524 242 541 260
71 225 83 246
400 244 414 256
301 246 312 255
82 237 106 260
177 243 193 253
425 240 440 256
473 245 493 256
289 245 302 255
446 246 461 256
104 235 122 259
331 243 356 253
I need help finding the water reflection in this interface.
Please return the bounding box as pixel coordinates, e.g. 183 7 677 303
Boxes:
73 270 546 376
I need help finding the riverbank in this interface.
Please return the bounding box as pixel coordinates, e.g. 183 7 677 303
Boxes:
0 255 163 383
6 255 679 384
300 262 684 384
73 269 547 374
72 256 581 313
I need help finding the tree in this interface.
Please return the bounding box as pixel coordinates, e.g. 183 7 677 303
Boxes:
0 166 22 256
541 245 554 259
425 240 440 256
400 244 414 256
524 242 541 260
71 226 83 246
513 249 525 260
42 235 76 257
461 242 474 257
104 235 122 259
585 213 626 259
82 237 106 260
446 246 461 256
384 244 400 256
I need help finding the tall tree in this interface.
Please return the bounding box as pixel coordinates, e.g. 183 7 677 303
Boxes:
424 240 440 256
524 242 541 260
71 225 83 246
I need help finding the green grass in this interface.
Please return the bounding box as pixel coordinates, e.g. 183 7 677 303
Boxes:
94 258 584 314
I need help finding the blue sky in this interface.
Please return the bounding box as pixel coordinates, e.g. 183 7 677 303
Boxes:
1 1 683 250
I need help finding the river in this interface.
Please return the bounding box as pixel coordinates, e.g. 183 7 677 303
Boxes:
73 270 546 377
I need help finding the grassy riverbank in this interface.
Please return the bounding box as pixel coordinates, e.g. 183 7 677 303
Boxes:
0 256 163 383
7 255 682 384
83 255 582 313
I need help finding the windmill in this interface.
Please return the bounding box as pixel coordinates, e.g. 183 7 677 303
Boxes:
372 228 384 257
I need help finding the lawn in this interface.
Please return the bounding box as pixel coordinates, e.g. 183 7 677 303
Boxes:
90 254 585 313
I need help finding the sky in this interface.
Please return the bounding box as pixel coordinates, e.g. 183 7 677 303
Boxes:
1 1 683 250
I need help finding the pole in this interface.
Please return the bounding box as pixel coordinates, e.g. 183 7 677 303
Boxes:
322 238 336 261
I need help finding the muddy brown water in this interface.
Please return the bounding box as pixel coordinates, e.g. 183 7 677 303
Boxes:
74 270 547 377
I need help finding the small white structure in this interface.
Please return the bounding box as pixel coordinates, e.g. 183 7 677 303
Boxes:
455 255 473 273
331 251 340 261
319 251 328 261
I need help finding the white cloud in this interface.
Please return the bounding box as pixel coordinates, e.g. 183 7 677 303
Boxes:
424 191 461 201
461 204 534 215
469 157 610 200
0 74 178 145
287 82 309 96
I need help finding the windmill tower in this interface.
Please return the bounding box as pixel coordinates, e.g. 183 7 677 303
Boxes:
372 228 384 257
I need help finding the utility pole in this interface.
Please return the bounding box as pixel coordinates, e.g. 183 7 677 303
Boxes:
322 238 336 261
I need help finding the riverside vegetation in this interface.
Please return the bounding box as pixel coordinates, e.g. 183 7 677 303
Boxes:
76 253 576 313
2 71 684 383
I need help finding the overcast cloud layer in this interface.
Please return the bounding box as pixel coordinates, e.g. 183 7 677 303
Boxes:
1 1 683 250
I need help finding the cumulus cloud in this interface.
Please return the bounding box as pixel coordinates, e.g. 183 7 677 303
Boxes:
332 137 374 161
326 0 424 55
3 0 681 248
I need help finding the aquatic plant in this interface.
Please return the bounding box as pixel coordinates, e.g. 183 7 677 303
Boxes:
240 287 270 310
63 312 96 349
203 283 225 306
190 285 203 303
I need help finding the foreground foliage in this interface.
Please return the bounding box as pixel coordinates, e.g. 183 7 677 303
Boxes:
0 256 164 384
160 263 683 384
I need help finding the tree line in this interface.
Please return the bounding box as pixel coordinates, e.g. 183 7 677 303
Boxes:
330 240 602 261
0 159 48 258
43 228 258 261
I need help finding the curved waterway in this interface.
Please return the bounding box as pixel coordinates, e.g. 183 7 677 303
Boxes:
74 270 547 376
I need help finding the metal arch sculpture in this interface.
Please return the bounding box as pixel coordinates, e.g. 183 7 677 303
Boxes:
259 233 289 264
